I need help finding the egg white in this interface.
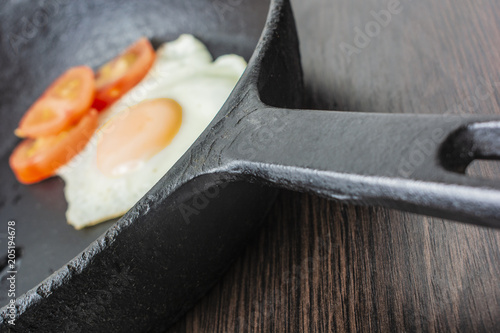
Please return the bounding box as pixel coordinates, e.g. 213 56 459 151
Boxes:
56 34 246 229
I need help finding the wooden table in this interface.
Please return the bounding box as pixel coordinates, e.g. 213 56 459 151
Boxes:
168 0 500 331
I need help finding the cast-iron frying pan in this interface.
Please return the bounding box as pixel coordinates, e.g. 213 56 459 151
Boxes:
1 0 500 331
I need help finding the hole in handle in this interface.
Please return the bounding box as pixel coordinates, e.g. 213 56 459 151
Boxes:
439 121 500 173
467 159 500 181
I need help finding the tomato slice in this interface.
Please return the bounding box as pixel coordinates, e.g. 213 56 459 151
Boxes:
92 37 156 111
15 66 95 138
9 109 98 184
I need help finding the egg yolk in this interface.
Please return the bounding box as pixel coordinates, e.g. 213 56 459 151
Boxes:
96 98 182 177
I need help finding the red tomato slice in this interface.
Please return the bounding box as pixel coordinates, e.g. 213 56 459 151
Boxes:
15 66 96 138
92 37 156 111
9 109 98 184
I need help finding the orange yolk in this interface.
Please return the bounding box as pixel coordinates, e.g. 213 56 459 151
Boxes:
96 98 182 177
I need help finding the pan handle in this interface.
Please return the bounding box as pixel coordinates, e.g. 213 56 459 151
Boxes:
224 107 500 228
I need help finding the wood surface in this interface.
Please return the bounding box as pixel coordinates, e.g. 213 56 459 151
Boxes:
167 0 500 331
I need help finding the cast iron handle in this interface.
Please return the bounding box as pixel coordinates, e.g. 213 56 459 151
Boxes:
224 107 500 228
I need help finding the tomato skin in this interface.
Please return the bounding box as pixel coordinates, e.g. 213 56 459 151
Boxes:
9 109 98 184
10 38 156 184
92 37 156 111
16 66 96 138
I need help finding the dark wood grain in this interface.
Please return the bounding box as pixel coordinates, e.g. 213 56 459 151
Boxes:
166 0 500 331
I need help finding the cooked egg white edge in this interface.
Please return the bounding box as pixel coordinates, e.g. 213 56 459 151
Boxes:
57 34 246 229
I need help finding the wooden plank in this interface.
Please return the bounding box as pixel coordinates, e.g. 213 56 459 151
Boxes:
167 0 500 331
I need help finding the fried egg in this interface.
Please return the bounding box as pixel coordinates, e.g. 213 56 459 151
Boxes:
56 34 246 229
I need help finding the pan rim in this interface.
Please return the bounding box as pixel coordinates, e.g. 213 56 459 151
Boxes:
0 0 289 328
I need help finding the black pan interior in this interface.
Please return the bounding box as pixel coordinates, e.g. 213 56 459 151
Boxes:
0 0 270 307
